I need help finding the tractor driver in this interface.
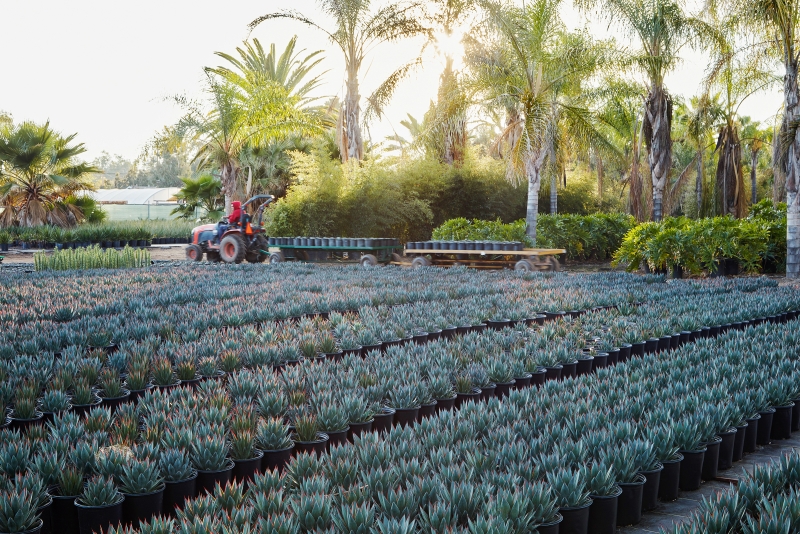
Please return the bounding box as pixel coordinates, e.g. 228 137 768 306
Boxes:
217 201 242 238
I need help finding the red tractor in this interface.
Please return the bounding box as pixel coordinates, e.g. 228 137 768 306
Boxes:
185 195 274 264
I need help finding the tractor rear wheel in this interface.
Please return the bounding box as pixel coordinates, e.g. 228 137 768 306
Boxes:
246 235 269 263
186 244 203 262
220 234 247 264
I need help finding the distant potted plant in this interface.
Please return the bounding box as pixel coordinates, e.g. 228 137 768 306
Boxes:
584 461 621 534
291 412 329 456
159 449 197 517
548 469 592 534
257 417 294 473
191 435 233 495
118 458 165 528
74 476 124 534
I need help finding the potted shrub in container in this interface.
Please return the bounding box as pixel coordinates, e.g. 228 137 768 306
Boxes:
124 363 152 403
548 469 592 534
98 368 130 412
633 440 662 512
74 476 124 534
487 359 515 399
159 449 196 517
191 434 234 495
454 374 481 408
603 447 645 527
315 402 350 447
317 333 342 362
230 428 263 486
674 421 706 491
0 488 43 534
119 458 164 528
370 402 396 434
175 355 200 390
649 425 682 502
388 384 420 428
257 417 294 473
467 364 495 400
291 412 329 456
343 396 374 440
9 396 43 433
417 383 437 421
151 358 180 391
14 473 51 534
50 466 83 534
583 462 621 534
70 378 101 417
767 381 795 441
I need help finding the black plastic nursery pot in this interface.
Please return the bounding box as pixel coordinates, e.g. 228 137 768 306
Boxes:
757 408 776 446
644 338 659 354
679 448 706 491
75 497 124 534
588 487 621 534
325 428 349 448
163 475 197 517
670 333 681 349
455 389 481 408
196 460 234 496
494 380 516 399
232 450 264 485
100 391 131 412
418 401 437 421
679 331 691 345
514 374 532 389
393 407 420 428
732 423 748 462
606 349 620 366
657 336 671 352
435 395 456 413
744 414 760 453
480 384 497 401
592 353 608 370
536 513 563 534
658 453 683 502
262 445 294 473
544 366 563 381
618 344 632 361
294 433 330 456
793 398 800 432
347 420 373 441
531 369 547 387
123 484 164 528
372 408 396 433
576 357 594 376
717 428 737 470
360 344 382 357
640 463 663 511
771 403 794 440
701 437 722 481
559 500 592 534
8 414 44 433
561 361 578 380
631 342 645 357
617 474 646 526
51 494 79 534
38 496 53 534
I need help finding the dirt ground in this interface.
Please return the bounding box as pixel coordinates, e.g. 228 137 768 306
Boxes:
0 245 190 264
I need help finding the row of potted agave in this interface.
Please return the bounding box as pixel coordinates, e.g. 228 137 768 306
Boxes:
1 264 670 357
3 312 795 534
662 450 800 533
1 284 799 533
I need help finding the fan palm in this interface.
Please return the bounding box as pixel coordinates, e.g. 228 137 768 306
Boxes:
468 0 613 240
578 0 715 221
171 174 223 221
250 1 429 162
0 121 99 227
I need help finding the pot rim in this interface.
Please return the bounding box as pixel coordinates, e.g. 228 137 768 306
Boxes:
618 473 647 486
590 485 623 499
196 459 235 473
639 461 664 474
560 498 593 511
679 446 708 454
232 449 265 462
164 471 198 484
293 432 330 445
121 482 166 497
538 512 563 526
75 494 125 508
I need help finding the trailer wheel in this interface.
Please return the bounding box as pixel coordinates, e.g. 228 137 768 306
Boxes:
411 257 431 269
186 244 203 262
547 256 561 272
514 259 535 272
360 254 378 267
269 251 285 264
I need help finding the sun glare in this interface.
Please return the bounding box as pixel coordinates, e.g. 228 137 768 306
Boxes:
434 30 466 69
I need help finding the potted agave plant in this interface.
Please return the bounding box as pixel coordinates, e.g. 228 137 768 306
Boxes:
230 428 263 486
0 487 43 534
429 374 456 412
510 351 533 389
388 383 420 428
98 368 130 412
74 476 124 534
466 363 494 401
70 378 101 417
174 355 200 389
159 449 196 517
119 458 164 528
50 466 83 534
650 425 682 503
290 411 329 456
767 380 795 441
548 469 592 534
633 440 662 513
257 417 294 473
603 447 645 527
317 333 342 362
9 396 43 433
191 434 234 495
674 421 706 491
343 396 374 439
151 358 180 391
526 482 561 534
124 361 152 402
454 373 480 408
584 462 621 534
487 358 515 399
417 383 437 421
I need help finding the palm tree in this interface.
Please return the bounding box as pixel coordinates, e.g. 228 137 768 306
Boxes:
169 74 321 214
468 0 612 240
579 0 714 221
171 174 224 221
250 1 428 162
0 121 99 227
740 116 773 205
208 37 326 108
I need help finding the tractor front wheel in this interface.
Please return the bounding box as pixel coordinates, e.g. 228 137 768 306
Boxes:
220 234 247 264
186 244 203 262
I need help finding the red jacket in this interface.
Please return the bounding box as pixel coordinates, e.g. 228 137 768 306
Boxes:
229 201 242 224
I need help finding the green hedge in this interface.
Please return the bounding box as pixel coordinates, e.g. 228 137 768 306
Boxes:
612 204 787 275
537 213 635 261
431 218 532 245
0 220 197 245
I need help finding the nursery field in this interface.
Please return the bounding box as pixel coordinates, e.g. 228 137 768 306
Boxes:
1 265 800 534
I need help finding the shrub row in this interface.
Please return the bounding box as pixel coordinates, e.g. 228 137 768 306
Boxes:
0 221 196 248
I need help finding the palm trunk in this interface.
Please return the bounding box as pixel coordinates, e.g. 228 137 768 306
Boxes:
784 61 800 277
597 155 604 198
339 72 364 162
751 150 759 205
696 149 703 216
221 161 238 215
525 150 547 242
644 88 672 222
550 173 558 214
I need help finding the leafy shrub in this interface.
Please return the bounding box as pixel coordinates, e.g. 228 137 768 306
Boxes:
431 218 531 245
537 213 635 261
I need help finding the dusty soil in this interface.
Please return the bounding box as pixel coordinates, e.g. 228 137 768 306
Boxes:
0 245 189 264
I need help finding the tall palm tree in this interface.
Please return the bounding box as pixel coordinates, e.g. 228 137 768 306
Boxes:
740 116 773 205
0 121 99 227
169 74 321 214
468 0 612 240
579 0 714 221
171 174 224 221
729 0 800 275
251 1 428 162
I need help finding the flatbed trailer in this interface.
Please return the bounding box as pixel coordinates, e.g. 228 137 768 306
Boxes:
396 248 567 271
268 245 403 267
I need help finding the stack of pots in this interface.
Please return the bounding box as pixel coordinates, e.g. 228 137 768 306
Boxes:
268 237 400 248
406 240 525 251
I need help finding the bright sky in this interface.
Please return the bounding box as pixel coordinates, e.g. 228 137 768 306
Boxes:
0 1 784 163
